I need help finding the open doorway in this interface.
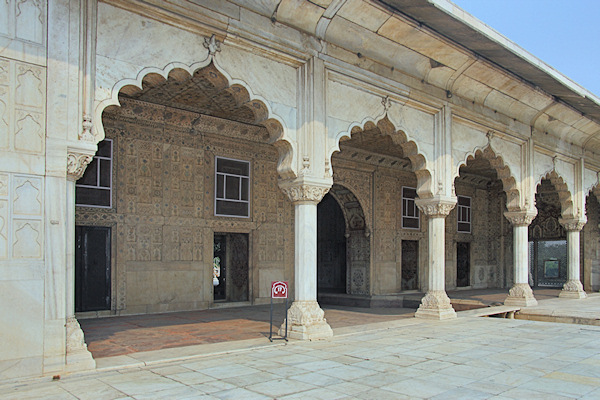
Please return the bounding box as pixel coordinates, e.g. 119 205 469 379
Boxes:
213 233 249 302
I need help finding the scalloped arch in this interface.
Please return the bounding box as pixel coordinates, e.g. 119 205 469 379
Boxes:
455 145 521 211
537 170 574 218
330 114 433 198
93 59 296 180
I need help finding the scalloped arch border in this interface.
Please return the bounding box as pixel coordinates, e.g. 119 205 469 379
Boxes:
329 113 433 198
93 57 297 179
455 144 521 211
536 170 575 218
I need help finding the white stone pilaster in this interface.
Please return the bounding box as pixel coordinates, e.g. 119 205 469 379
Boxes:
65 148 96 372
279 181 333 340
559 219 587 299
414 197 457 320
504 210 538 307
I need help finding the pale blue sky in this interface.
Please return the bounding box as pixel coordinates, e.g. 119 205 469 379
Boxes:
451 0 600 97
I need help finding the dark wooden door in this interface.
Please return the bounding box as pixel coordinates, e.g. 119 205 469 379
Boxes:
401 240 419 290
75 226 111 312
317 194 347 293
456 242 470 287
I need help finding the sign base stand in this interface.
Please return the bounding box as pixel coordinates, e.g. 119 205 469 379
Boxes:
269 296 288 342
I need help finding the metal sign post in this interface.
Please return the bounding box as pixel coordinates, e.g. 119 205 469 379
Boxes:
269 281 288 342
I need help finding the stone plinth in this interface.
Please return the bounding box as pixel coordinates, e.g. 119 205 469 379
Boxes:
280 300 333 340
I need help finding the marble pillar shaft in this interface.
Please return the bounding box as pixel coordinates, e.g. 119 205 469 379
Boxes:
294 202 317 302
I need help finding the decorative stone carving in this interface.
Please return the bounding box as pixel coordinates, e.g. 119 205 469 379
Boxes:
504 283 538 307
279 300 333 340
559 279 587 299
67 151 94 181
415 198 456 217
415 290 457 319
504 210 537 226
203 34 221 57
558 218 586 232
81 114 94 141
281 184 330 203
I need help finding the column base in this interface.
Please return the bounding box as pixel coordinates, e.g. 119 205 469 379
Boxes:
65 317 96 373
559 280 587 299
414 290 457 320
279 300 333 340
504 283 538 307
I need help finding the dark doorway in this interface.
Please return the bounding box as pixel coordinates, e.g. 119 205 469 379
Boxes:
529 240 567 288
213 233 249 302
317 194 347 293
456 242 470 287
75 226 111 312
401 240 419 290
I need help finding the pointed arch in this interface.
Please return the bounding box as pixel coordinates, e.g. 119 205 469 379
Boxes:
330 115 433 198
538 170 574 218
94 59 295 180
456 145 521 211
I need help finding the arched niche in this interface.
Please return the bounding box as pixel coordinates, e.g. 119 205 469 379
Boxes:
319 184 371 296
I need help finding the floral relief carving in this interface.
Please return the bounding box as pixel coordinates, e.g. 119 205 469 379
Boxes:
558 218 586 232
562 279 584 292
67 152 94 181
504 210 537 226
416 200 456 217
281 184 330 203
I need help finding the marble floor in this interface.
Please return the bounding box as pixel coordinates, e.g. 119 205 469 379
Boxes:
3 313 600 399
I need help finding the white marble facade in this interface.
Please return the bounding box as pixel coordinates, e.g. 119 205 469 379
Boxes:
1 0 599 379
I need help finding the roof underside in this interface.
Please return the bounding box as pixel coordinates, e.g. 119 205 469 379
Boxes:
379 0 600 125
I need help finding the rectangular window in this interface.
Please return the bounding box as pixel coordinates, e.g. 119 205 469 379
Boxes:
402 186 420 229
215 157 250 217
76 139 113 208
457 195 471 233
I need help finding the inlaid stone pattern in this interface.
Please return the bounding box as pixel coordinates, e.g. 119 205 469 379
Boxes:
76 97 292 313
0 57 46 155
0 173 44 260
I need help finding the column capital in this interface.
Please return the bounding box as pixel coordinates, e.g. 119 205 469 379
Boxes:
558 217 586 232
415 196 456 217
504 209 537 226
67 142 97 182
279 178 331 204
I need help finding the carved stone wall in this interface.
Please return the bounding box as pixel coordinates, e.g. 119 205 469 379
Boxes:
446 181 507 290
0 0 49 380
76 97 292 314
583 194 600 291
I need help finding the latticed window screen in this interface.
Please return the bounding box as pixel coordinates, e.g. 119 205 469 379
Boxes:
402 187 420 229
215 157 250 217
76 139 113 208
457 195 471 233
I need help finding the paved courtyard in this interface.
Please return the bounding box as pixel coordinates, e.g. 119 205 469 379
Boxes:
2 315 600 399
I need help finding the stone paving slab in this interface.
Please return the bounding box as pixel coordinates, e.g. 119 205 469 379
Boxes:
3 316 600 399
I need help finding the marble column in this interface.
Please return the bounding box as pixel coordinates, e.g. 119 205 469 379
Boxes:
279 183 333 340
558 219 587 299
504 210 538 307
65 151 96 371
414 198 457 320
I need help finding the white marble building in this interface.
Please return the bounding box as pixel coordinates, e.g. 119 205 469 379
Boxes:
1 0 600 380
